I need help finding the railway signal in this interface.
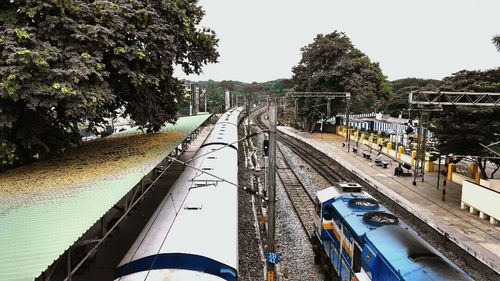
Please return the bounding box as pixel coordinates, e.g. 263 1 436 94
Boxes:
263 139 269 156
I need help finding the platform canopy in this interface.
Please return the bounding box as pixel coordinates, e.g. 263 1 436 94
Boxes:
0 114 211 281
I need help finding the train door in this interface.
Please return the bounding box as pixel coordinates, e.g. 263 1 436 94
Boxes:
352 242 362 273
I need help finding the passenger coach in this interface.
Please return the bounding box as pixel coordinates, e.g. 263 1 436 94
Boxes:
115 107 244 281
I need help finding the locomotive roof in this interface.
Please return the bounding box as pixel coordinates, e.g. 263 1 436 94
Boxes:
365 225 471 281
330 193 394 241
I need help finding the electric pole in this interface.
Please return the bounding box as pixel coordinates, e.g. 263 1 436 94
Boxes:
266 99 277 281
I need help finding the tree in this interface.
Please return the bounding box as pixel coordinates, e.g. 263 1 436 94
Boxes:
291 31 391 131
205 83 225 113
0 0 218 170
384 78 441 117
493 35 500 52
431 68 500 179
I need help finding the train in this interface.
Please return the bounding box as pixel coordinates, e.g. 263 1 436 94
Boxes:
313 182 472 281
114 107 244 281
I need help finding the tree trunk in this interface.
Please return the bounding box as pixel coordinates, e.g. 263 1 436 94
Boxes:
476 158 488 180
309 122 317 133
491 164 500 179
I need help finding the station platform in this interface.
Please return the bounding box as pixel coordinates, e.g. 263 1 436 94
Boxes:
278 126 500 276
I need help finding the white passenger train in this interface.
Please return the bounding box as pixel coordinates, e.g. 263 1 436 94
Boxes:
115 107 244 281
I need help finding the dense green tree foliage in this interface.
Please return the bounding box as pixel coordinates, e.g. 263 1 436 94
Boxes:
493 35 500 52
291 31 391 131
384 78 441 117
432 68 500 179
205 83 226 113
0 0 218 169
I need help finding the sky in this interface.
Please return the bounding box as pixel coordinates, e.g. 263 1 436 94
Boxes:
176 0 500 83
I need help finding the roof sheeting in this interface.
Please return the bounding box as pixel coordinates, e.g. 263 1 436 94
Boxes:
0 114 211 281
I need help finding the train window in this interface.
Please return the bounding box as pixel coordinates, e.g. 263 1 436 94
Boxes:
322 205 334 220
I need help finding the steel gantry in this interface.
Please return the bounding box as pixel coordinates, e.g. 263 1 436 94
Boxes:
408 90 500 191
409 91 500 107
286 92 352 151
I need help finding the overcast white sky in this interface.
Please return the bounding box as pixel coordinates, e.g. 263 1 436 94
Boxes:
177 0 500 83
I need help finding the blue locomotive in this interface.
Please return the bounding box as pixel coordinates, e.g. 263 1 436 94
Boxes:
313 183 472 281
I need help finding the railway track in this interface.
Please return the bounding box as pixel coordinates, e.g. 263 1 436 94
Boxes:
275 145 316 238
253 108 498 281
253 110 348 239
255 111 347 184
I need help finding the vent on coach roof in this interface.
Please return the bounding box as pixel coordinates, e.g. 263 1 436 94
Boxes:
202 168 213 171
184 202 203 210
362 211 399 226
208 156 217 159
348 198 379 210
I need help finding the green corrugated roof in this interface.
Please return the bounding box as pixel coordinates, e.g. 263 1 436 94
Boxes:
0 114 211 281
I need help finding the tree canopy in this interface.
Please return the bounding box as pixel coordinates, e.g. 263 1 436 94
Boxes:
431 68 500 179
0 0 218 169
384 78 441 117
291 31 391 131
493 35 500 52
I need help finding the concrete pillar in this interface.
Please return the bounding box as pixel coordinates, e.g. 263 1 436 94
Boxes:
368 135 373 147
470 163 478 177
447 164 455 181
479 212 487 220
360 133 365 144
490 217 498 225
474 171 481 184
377 138 382 146
397 146 404 160
426 161 434 172
469 206 477 215
461 202 467 210
386 142 392 154
410 150 417 167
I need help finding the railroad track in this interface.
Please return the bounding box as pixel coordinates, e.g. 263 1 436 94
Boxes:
253 110 348 239
253 108 498 281
276 145 316 238
254 110 347 184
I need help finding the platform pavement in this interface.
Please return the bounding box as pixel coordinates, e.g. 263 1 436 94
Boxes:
278 126 500 276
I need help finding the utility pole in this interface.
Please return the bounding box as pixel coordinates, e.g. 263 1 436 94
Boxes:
294 99 298 126
345 97 351 152
202 88 207 113
266 99 277 281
